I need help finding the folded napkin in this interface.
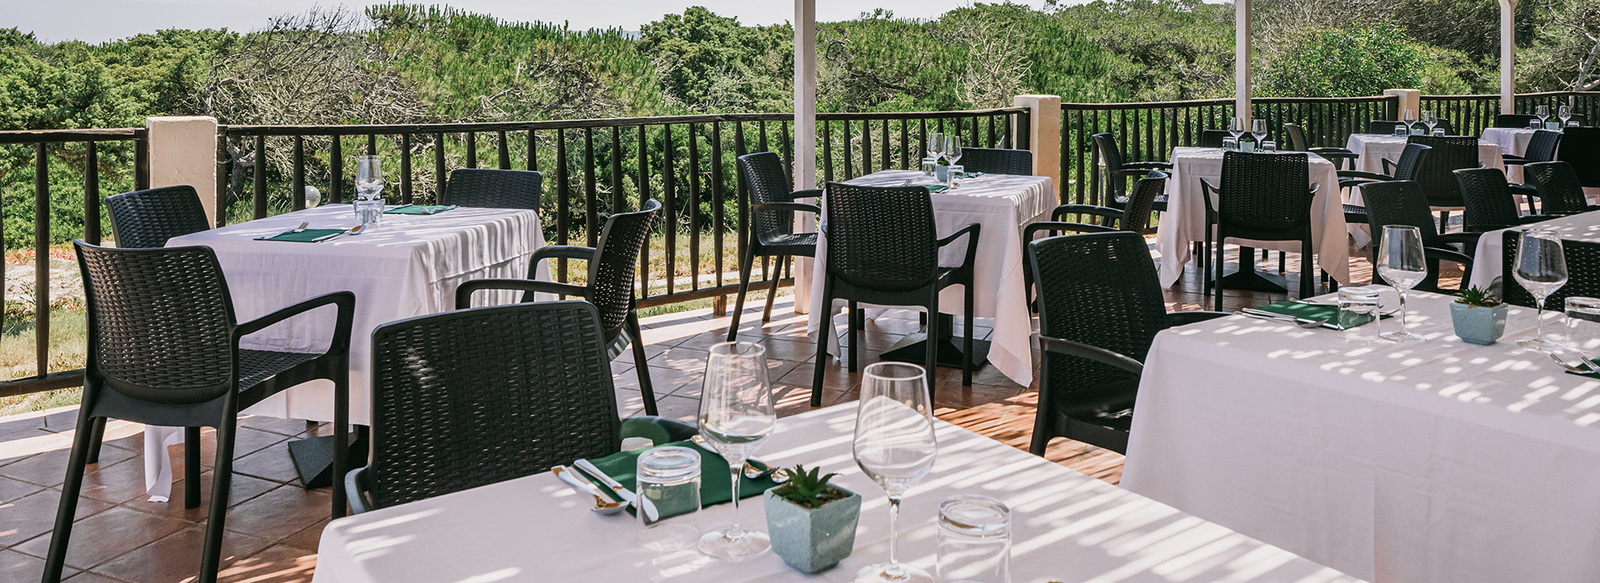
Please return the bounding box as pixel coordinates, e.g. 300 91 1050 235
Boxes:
1252 300 1385 330
919 185 951 194
253 228 346 243
581 440 780 518
384 204 457 215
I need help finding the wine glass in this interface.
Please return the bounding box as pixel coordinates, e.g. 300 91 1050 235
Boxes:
1229 116 1246 141
1514 228 1569 351
1377 225 1428 344
854 362 938 583
944 135 963 167
1402 109 1417 131
1536 105 1551 128
927 131 944 163
1422 110 1437 134
355 155 384 200
697 341 777 560
1559 105 1572 128
1250 119 1269 146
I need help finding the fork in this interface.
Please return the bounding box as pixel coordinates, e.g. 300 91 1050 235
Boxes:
1548 351 1600 375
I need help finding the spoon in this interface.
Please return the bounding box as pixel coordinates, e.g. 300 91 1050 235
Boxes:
1235 310 1327 329
691 434 788 483
551 465 627 515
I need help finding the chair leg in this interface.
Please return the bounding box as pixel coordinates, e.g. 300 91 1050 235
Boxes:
846 300 859 373
43 409 99 583
1028 399 1051 456
727 249 757 342
925 297 940 388
1214 234 1226 312
1300 243 1315 298
1438 210 1450 234
184 426 202 509
763 255 785 322
332 360 350 519
627 310 658 416
198 417 237 583
962 284 974 387
84 417 106 464
811 281 835 407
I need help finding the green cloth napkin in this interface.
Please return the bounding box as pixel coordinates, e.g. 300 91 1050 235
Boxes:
253 228 346 242
1252 300 1386 330
580 440 779 518
921 185 950 194
384 204 457 215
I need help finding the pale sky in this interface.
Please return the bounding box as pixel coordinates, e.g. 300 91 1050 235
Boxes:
6 0 1060 44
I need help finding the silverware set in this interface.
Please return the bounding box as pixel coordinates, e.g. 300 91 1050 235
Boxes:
1234 307 1329 329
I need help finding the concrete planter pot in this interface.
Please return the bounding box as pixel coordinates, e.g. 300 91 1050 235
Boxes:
763 486 861 574
1451 301 1508 345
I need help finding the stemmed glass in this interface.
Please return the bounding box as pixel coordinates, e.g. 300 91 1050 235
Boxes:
356 155 384 199
1377 225 1428 343
944 135 963 167
1228 117 1246 141
1422 110 1437 134
1559 105 1572 128
1514 228 1569 352
697 342 778 560
854 362 938 583
1536 105 1551 128
927 131 945 164
1250 119 1269 146
1402 109 1417 132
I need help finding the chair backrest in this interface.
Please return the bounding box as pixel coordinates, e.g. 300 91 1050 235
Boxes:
1524 129 1562 163
824 182 940 292
1525 161 1591 214
1121 171 1167 233
1283 123 1310 151
1495 114 1540 128
1501 232 1600 309
1217 151 1313 233
1198 129 1229 148
1390 143 1432 181
1569 113 1588 126
1455 168 1524 231
1407 135 1480 206
1028 232 1167 395
366 301 622 510
76 242 237 405
959 147 1032 175
1369 120 1405 134
737 152 800 246
1556 127 1600 187
572 199 660 335
442 168 542 210
1091 133 1126 170
104 185 211 248
1361 180 1446 251
1434 118 1456 134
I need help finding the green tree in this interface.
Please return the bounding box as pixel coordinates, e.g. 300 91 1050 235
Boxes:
1259 24 1428 97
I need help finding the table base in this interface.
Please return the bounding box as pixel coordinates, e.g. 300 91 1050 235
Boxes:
1213 247 1290 293
880 315 992 369
287 429 366 489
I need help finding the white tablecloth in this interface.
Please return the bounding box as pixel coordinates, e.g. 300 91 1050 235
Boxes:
806 170 1055 387
1122 291 1600 583
143 205 546 498
1343 133 1505 175
1467 209 1600 289
313 403 1360 583
1153 147 1349 288
1479 127 1536 156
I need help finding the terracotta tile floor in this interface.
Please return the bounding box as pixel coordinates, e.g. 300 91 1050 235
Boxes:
0 237 1453 582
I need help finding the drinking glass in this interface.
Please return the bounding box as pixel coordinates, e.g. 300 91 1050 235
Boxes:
1222 137 1239 151
1514 228 1568 351
1261 140 1277 152
355 155 384 199
1250 119 1268 145
949 165 965 188
921 157 937 178
1402 109 1417 128
697 342 777 560
637 446 702 552
1565 297 1600 356
1229 116 1246 140
1422 110 1437 134
1377 225 1428 343
1337 286 1383 339
1536 104 1551 127
304 185 322 208
854 362 938 583
1394 124 1409 137
937 495 1011 583
927 132 944 164
1559 105 1572 128
944 135 963 167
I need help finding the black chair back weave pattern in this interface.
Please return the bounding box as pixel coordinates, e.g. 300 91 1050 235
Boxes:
1091 132 1127 174
79 244 236 404
1122 171 1166 233
1501 232 1600 309
1199 130 1229 148
1369 120 1405 134
737 152 808 247
367 301 621 510
1363 181 1447 249
1456 168 1526 230
571 200 659 334
1526 162 1592 214
959 148 1033 175
824 182 939 292
104 185 211 248
1389 143 1431 180
1031 232 1167 394
1495 114 1540 128
443 168 542 210
1523 130 1562 164
1217 151 1313 234
1556 127 1600 187
1407 135 1480 207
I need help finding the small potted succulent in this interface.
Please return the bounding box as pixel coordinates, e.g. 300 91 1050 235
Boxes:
763 465 861 574
1451 286 1509 345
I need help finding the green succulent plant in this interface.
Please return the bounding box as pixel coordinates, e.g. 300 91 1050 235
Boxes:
772 465 848 509
1455 286 1502 308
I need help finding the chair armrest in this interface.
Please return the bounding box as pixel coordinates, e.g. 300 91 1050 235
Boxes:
1038 335 1143 376
620 417 700 445
345 467 373 514
1424 246 1474 271
789 188 823 202
1508 184 1539 197
530 245 595 267
1199 178 1221 217
1338 170 1393 182
455 278 588 310
1381 157 1398 175
233 291 356 352
937 222 982 273
1436 232 1483 247
1122 161 1173 170
1163 311 1230 328
1023 222 1118 243
752 202 822 216
1309 147 1356 156
1050 204 1122 223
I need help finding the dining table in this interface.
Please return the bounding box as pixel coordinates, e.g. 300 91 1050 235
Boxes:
1343 134 1506 175
1467 209 1600 289
1152 147 1349 289
805 169 1056 387
313 403 1362 583
142 204 547 500
1121 290 1600 583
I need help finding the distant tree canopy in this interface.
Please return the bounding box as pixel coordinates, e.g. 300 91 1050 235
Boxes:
1259 24 1427 97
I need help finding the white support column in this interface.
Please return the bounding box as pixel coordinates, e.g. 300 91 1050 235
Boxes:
145 116 219 227
1012 95 1061 198
1235 0 1252 120
1500 0 1518 114
792 0 816 314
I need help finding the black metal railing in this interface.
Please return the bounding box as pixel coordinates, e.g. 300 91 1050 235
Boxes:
1 128 149 397
1419 90 1600 137
1061 95 1398 206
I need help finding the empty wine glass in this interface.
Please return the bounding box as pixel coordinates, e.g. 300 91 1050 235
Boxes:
1559 105 1572 128
1514 228 1568 352
944 135 963 167
854 362 938 583
1536 104 1551 128
927 131 944 164
1229 116 1246 140
1403 109 1417 130
355 155 384 200
1377 225 1428 343
1250 119 1269 145
1422 110 1437 134
697 342 777 560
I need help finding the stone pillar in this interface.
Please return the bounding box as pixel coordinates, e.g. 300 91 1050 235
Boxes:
146 116 219 227
1012 94 1062 201
1385 89 1421 120
1500 0 1518 114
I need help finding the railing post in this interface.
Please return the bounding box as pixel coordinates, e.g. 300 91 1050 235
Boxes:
1012 95 1062 199
1384 89 1420 121
146 116 220 227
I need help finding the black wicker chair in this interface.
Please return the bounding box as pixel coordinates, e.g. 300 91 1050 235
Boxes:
811 182 980 402
1198 129 1229 148
441 168 542 210
345 301 695 513
1502 130 1562 168
1368 120 1406 134
1494 113 1541 128
1092 133 1171 211
1556 127 1600 188
456 200 663 414
726 152 821 341
1338 143 1431 226
1283 123 1358 169
1022 171 1167 310
1200 152 1319 309
958 147 1033 175
1433 118 1456 134
1026 231 1226 455
45 242 354 583
1361 181 1477 293
104 185 211 248
1407 135 1483 231
1501 232 1600 309
1526 162 1596 215
1455 168 1553 233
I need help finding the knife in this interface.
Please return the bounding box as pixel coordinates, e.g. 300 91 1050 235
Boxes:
552 465 608 498
574 459 660 521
